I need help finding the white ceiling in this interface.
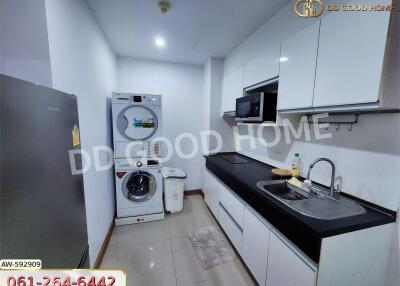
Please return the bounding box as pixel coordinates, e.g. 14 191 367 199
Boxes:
86 0 289 65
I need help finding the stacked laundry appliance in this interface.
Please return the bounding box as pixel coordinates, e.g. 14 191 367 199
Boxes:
112 93 164 225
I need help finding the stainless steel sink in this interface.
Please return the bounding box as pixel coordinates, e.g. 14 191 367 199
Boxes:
258 180 312 200
257 180 366 220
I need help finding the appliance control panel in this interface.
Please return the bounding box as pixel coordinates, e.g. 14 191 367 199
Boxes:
112 93 161 106
115 159 160 169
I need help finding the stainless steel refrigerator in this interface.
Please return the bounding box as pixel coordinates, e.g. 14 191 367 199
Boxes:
0 74 89 268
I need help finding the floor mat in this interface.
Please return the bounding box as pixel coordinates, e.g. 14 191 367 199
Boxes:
188 226 236 270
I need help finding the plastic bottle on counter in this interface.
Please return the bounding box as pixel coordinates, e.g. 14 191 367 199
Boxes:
291 153 301 177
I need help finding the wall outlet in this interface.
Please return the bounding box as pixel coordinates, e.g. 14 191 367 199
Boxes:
274 145 285 155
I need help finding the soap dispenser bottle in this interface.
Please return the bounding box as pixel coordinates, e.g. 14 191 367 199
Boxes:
291 153 301 177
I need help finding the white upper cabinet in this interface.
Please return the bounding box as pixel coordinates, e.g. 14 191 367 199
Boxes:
266 231 316 286
242 208 270 286
313 0 391 108
221 66 244 114
243 43 280 88
277 21 320 111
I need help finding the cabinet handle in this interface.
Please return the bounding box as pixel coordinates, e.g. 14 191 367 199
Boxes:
219 202 243 233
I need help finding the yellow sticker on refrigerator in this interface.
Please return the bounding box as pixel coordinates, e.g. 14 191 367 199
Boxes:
72 125 80 148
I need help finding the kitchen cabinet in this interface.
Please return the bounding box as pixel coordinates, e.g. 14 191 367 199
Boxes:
206 176 245 255
266 231 316 286
242 208 270 286
209 168 314 285
278 21 320 111
313 0 391 108
243 43 280 88
221 66 244 115
207 161 394 286
203 170 220 217
219 183 245 228
218 203 243 254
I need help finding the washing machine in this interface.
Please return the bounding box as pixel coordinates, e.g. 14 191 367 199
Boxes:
114 158 164 225
112 93 162 158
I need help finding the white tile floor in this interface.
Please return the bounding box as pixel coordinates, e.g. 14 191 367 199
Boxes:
101 195 256 286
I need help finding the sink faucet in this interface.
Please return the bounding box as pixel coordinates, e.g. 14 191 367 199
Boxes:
306 158 336 197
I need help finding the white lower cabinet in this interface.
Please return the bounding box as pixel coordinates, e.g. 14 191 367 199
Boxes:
218 203 243 254
206 170 392 286
242 208 270 286
266 231 316 286
203 170 220 217
208 173 316 286
219 184 245 228
217 183 245 254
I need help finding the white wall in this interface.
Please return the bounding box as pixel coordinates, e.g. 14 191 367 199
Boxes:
45 0 117 266
202 58 235 153
116 57 204 190
202 60 212 144
0 0 52 86
224 1 400 285
208 58 235 152
236 114 400 211
201 58 235 190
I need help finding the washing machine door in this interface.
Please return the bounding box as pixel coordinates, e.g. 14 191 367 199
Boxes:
122 171 157 202
117 105 158 141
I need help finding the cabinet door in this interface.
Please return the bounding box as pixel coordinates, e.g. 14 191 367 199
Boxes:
244 43 280 88
277 21 320 110
313 0 391 107
221 67 244 114
218 203 243 254
242 208 270 286
266 231 316 286
219 184 245 228
203 170 220 217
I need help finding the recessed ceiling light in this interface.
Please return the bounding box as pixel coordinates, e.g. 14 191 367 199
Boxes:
279 57 288 62
155 37 166 48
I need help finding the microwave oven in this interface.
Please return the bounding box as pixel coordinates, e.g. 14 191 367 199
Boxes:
235 80 278 122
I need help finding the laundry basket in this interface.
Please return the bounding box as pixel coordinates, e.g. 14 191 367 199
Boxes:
163 167 187 213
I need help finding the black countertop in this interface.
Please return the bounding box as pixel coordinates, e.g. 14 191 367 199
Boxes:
205 152 396 263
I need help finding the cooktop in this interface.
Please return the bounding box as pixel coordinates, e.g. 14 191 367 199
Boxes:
220 154 252 164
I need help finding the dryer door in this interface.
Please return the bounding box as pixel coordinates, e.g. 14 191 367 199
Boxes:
122 171 157 202
117 105 158 140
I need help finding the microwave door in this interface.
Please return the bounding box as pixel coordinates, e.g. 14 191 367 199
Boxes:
236 101 251 120
235 93 264 122
252 93 264 121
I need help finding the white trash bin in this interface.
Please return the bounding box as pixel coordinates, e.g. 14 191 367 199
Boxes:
163 167 187 213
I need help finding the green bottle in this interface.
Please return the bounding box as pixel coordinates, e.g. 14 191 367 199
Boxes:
291 153 301 177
